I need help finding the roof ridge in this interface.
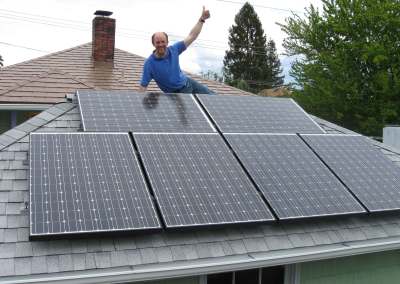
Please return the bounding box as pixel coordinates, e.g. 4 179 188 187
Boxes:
0 102 75 151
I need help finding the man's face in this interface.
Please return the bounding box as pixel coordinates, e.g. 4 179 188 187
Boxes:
152 33 168 57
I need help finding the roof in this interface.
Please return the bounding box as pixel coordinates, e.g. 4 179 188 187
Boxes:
1 101 400 283
0 43 249 104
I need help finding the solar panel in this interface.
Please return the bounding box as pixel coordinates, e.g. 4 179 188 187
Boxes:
302 134 400 212
29 133 161 238
196 94 324 134
134 133 275 227
77 90 215 133
225 134 365 219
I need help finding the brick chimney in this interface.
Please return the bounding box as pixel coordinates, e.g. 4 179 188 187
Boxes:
92 10 115 62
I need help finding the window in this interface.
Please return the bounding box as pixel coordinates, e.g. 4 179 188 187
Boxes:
0 110 40 134
206 266 284 284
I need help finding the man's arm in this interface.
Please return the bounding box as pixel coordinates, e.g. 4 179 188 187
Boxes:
139 85 147 93
184 6 210 48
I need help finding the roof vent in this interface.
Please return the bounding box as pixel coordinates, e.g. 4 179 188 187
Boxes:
94 10 113 17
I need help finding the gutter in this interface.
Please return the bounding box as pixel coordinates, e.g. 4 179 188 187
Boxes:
0 104 52 111
3 236 400 284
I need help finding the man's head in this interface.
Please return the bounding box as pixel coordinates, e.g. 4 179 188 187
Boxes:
151 32 169 58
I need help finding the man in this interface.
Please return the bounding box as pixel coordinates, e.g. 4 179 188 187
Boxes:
139 6 214 95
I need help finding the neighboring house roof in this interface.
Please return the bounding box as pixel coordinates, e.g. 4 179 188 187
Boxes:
1 101 400 283
0 43 249 104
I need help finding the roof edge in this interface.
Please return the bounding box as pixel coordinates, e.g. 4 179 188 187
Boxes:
3 236 400 284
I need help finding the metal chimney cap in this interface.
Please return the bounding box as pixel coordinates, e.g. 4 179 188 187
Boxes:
94 10 113 17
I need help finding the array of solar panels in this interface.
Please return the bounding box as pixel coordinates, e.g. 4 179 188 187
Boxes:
29 90 400 239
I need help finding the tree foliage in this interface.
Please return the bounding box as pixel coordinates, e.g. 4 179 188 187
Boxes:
280 0 400 137
223 2 283 93
200 70 224 83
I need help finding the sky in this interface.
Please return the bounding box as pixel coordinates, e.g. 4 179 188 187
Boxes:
0 0 322 82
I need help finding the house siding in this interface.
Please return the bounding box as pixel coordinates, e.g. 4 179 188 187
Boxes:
300 250 400 284
133 276 199 284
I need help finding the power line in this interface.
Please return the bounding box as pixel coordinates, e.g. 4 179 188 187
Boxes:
216 0 303 13
0 41 49 53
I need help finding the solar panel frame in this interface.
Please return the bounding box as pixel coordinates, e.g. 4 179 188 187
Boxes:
225 133 366 219
29 132 162 239
301 134 400 212
196 94 326 134
77 90 216 133
133 133 275 228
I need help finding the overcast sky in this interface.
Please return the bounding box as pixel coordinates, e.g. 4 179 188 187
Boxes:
0 0 322 82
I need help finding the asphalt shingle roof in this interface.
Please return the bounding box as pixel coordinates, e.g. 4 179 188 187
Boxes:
1 102 400 283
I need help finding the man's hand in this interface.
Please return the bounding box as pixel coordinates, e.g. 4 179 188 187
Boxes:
200 6 210 21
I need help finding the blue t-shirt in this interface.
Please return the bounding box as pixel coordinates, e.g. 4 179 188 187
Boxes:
140 41 188 93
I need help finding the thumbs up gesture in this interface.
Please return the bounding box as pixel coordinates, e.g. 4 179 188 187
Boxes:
200 6 210 22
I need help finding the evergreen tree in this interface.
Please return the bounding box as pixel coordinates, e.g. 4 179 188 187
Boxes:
223 2 283 93
280 0 400 137
267 40 284 87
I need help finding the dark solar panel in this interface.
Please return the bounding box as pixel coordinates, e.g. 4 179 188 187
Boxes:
226 134 365 219
30 133 161 238
302 134 400 212
134 133 275 227
196 94 324 134
77 90 215 133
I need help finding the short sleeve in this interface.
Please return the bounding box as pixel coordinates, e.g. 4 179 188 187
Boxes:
172 41 187 55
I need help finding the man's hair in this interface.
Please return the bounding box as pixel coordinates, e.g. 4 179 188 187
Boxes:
151 32 169 44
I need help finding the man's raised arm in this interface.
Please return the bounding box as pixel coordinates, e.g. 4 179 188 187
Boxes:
184 6 210 48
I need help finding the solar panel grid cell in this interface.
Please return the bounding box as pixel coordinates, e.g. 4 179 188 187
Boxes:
30 133 161 237
196 94 325 134
134 133 275 227
226 134 365 219
77 90 215 133
302 134 400 212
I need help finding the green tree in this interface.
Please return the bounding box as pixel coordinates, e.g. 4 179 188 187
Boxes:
200 70 224 83
267 40 284 87
223 2 283 93
280 0 400 137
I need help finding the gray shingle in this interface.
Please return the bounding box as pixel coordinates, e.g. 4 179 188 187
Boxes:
17 228 29 241
47 255 60 273
243 237 269 253
170 245 187 261
264 235 293 250
14 152 27 161
36 111 57 121
224 227 244 240
149 234 167 247
288 233 315 248
110 251 129 267
0 161 10 169
310 231 335 245
0 216 7 228
85 253 96 270
9 160 27 170
8 191 26 202
0 152 14 160
7 142 29 152
0 192 8 202
381 223 400 237
361 225 388 239
72 253 86 271
182 244 199 260
140 248 157 264
0 243 16 258
5 129 26 140
48 240 72 255
15 257 32 275
0 203 5 214
0 258 14 276
70 240 88 254
6 203 22 215
228 240 247 254
16 242 33 257
12 180 28 191
100 239 115 252
115 238 137 251
4 228 18 242
135 235 157 248
14 170 27 180
59 254 73 271
7 215 28 228
0 229 4 242
326 230 344 243
126 250 142 266
0 135 16 147
94 252 111 268
31 256 47 274
46 106 68 116
220 241 234 256
196 243 215 259
154 247 173 263
0 180 14 190
32 241 49 256
338 228 367 242
15 122 37 133
87 239 102 253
